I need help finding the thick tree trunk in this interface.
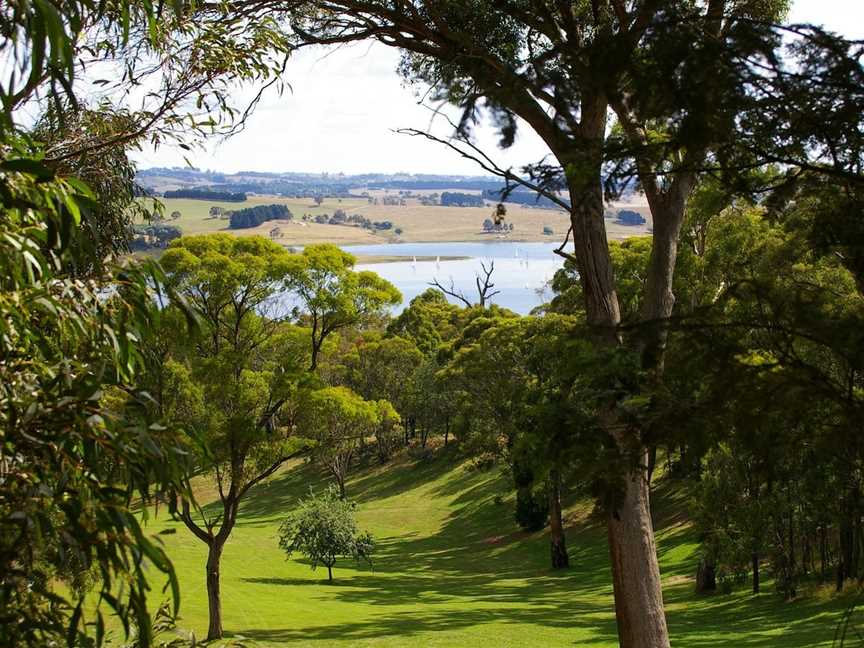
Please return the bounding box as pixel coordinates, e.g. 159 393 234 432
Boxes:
606 446 670 648
548 470 569 569
562 97 669 648
206 539 225 641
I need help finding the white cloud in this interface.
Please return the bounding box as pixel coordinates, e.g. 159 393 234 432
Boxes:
131 1 864 175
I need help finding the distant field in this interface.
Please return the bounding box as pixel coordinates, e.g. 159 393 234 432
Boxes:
139 194 651 249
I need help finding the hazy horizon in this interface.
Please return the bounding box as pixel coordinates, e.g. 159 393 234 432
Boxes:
130 0 864 177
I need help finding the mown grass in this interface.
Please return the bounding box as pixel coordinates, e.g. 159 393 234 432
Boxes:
140 448 851 647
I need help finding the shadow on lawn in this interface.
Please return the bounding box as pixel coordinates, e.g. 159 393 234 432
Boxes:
220 449 845 647
231 601 617 645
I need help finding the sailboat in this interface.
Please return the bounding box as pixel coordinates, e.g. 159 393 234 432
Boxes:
412 255 417 269
436 255 440 269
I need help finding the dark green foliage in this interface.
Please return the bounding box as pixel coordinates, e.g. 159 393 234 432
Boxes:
164 188 247 201
441 191 483 207
615 210 646 226
514 488 549 532
482 189 558 208
229 203 292 229
0 143 193 648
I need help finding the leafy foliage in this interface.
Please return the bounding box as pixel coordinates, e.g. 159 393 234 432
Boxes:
278 485 374 581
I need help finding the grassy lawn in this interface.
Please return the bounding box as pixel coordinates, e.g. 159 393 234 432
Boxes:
139 195 652 248
137 449 851 647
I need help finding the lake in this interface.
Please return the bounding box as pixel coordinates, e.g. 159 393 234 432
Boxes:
346 241 566 314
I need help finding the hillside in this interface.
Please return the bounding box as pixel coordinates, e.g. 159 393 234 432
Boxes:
143 448 849 647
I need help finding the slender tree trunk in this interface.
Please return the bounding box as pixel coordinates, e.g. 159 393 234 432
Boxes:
548 469 569 569
327 564 333 582
752 552 760 594
821 525 828 580
206 538 226 641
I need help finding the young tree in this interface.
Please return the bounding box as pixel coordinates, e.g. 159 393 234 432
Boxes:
297 386 382 497
287 244 401 370
159 234 307 641
278 485 374 582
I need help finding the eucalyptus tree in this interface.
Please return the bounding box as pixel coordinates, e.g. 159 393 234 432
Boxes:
287 244 402 370
297 386 383 497
159 234 309 641
445 314 587 569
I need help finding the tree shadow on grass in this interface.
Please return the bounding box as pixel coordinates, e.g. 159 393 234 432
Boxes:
231 597 618 645
205 450 846 647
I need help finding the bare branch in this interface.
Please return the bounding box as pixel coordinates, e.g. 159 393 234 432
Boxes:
429 277 473 307
394 126 573 212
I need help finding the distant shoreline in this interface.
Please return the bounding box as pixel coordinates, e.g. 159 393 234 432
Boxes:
353 254 469 265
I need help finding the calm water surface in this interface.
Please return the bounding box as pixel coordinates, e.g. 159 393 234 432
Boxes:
345 241 565 314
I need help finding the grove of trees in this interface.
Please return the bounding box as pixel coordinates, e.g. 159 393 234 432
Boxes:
229 203 293 229
164 188 247 201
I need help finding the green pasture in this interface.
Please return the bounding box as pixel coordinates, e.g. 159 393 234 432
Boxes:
136 450 852 647
140 196 370 235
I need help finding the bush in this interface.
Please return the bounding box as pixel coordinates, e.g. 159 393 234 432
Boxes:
277 486 374 582
514 486 549 531
543 226 554 235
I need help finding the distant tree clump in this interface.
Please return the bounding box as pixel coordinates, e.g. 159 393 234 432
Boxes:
228 204 292 229
441 191 484 207
278 485 374 582
163 188 246 202
616 209 647 226
209 206 223 218
130 224 182 249
482 218 495 232
542 226 554 236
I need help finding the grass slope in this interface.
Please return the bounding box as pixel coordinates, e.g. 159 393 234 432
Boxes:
143 449 849 647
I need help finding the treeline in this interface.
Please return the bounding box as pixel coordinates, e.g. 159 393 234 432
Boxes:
441 191 484 207
229 203 292 229
164 188 247 202
482 188 562 209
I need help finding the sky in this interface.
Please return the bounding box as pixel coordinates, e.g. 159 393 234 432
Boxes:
130 0 864 176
